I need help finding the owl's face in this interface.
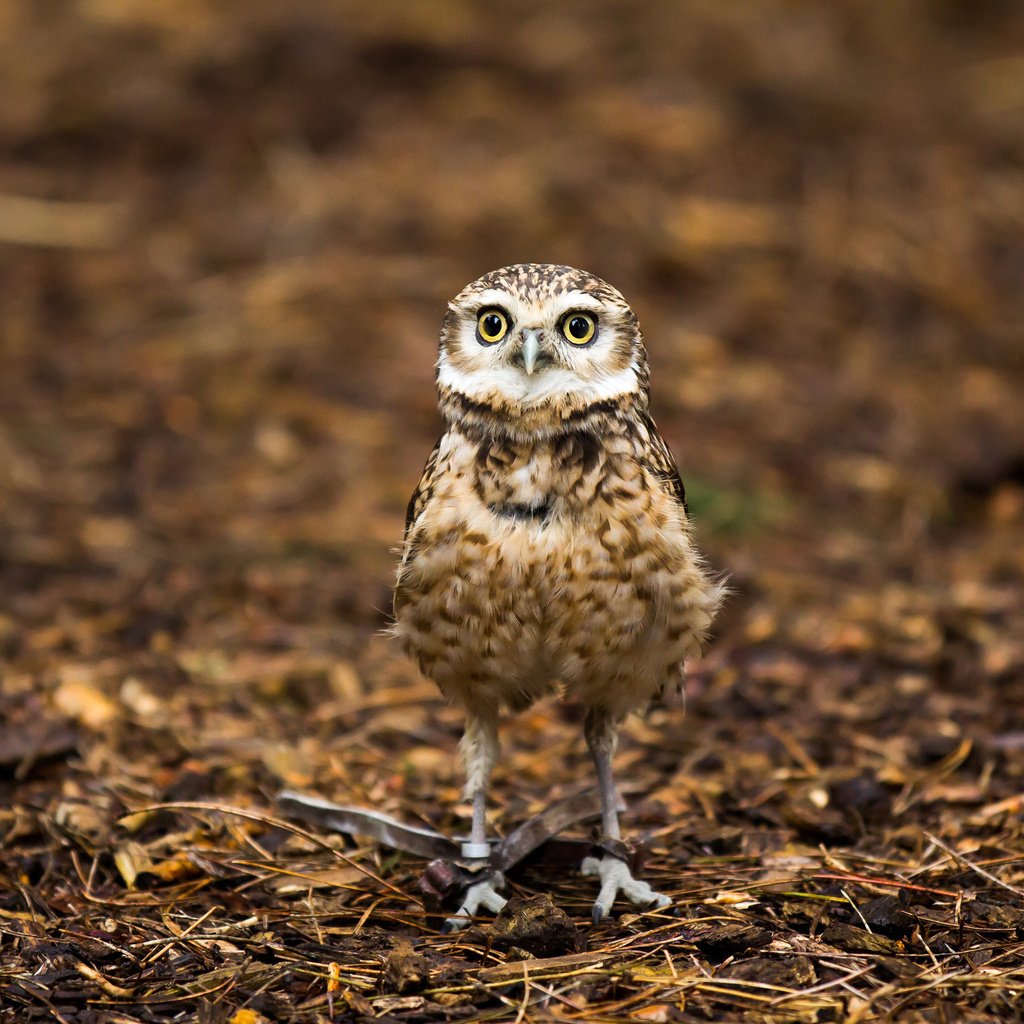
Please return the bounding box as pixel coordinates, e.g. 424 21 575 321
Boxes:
437 265 648 416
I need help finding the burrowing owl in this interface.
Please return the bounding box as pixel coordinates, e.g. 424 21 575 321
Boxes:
394 264 724 928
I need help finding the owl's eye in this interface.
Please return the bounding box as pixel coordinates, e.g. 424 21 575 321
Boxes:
477 309 510 345
560 312 597 346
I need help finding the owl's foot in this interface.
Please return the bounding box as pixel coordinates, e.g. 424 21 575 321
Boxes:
441 871 507 933
581 853 672 924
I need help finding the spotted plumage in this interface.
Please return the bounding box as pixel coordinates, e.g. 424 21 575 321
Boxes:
393 264 724 927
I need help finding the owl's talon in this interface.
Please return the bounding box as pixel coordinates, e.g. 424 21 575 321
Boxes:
582 854 672 923
442 872 507 932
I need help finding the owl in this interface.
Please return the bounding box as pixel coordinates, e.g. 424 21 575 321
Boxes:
393 264 724 929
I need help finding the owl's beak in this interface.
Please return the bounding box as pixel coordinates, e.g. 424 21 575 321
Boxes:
518 328 548 376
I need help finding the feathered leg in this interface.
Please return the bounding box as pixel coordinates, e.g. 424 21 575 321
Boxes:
587 708 623 839
581 709 673 923
443 708 507 931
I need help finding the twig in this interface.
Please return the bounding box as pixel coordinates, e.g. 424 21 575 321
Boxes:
923 831 1024 898
813 872 961 898
0 193 126 248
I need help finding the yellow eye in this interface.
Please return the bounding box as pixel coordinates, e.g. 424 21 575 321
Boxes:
477 309 509 345
561 312 596 345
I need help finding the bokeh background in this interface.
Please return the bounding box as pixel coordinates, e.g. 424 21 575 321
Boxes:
3 1 1024 1018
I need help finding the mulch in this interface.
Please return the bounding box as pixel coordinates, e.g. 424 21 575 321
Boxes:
3 2 1024 1020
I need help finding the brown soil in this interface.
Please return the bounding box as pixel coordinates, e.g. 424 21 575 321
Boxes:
2 2 1024 1021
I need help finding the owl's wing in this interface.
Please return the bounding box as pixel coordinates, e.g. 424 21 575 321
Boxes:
403 434 445 545
641 413 688 517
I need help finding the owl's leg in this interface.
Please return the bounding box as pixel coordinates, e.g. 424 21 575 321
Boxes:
443 709 507 932
586 708 623 840
581 709 673 923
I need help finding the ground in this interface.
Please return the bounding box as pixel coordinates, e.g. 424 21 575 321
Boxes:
2 1 1024 1021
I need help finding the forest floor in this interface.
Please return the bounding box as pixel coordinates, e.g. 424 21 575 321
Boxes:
2 2 1024 1021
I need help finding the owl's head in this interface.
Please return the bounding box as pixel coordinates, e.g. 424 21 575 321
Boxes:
437 264 649 430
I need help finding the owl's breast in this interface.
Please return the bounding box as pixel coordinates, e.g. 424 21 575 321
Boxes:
470 429 615 523
394 426 722 714
471 437 557 517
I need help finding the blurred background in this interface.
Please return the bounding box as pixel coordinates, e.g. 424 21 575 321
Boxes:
2 0 1024 827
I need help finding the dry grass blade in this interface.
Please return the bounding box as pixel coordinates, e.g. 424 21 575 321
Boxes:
126 800 417 903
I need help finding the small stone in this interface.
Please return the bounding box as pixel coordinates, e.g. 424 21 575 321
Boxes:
830 775 892 825
857 895 916 937
490 894 585 957
382 938 431 994
821 923 903 954
719 955 816 987
687 922 773 958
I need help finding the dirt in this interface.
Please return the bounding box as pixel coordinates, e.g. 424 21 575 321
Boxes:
2 1 1024 1021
